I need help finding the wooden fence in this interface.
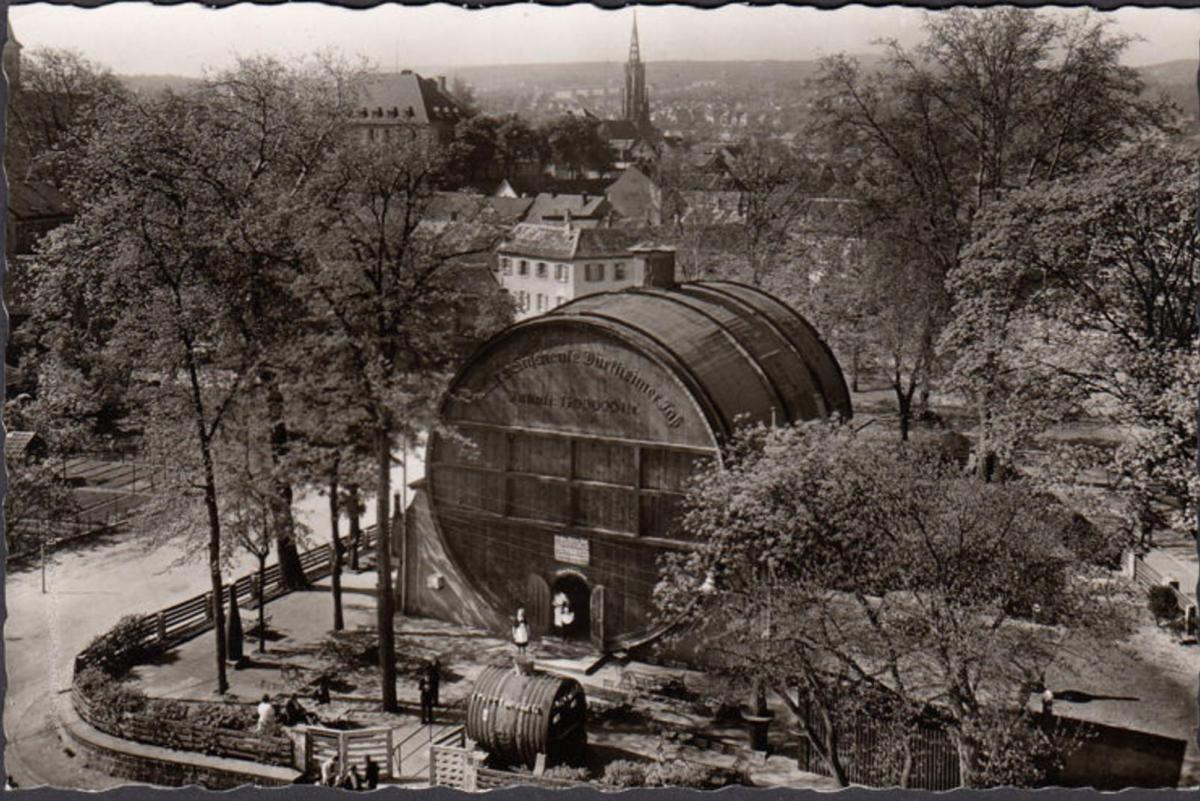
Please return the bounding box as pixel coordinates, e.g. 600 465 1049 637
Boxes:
794 704 961 791
394 724 464 779
74 527 378 677
72 687 294 767
428 742 583 791
1129 552 1197 631
303 726 394 780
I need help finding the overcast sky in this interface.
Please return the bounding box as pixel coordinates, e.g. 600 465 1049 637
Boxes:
9 3 1200 76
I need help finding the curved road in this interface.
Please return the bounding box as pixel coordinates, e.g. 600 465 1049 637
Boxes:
3 453 423 789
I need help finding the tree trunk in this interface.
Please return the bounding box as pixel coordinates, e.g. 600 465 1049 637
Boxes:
266 377 308 589
330 467 345 632
257 554 267 654
186 347 227 694
375 427 398 712
850 344 860 393
976 402 994 483
954 734 981 788
348 485 361 572
897 391 913 442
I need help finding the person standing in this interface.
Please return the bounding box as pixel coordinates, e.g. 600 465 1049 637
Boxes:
256 694 277 734
427 658 441 709
419 676 435 725
512 608 530 656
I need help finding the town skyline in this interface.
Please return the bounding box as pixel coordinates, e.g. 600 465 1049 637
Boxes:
10 3 1200 77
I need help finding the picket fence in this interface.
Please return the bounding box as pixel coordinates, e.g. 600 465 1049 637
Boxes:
427 743 579 791
71 526 379 768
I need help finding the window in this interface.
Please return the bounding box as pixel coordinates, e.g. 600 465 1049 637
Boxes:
536 293 547 312
536 262 548 279
585 263 606 282
518 260 529 277
517 290 530 311
555 264 570 283
555 295 565 307
613 262 627 281
500 257 513 276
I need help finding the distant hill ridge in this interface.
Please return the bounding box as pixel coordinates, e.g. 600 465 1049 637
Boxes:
118 56 1195 110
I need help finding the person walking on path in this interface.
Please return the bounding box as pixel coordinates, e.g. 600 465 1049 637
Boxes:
512 608 530 657
256 694 277 734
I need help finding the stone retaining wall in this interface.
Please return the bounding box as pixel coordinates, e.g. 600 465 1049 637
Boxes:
61 701 301 789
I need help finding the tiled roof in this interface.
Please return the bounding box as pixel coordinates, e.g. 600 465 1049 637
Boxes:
499 223 580 260
526 193 610 224
575 228 639 259
426 193 536 226
5 431 41 460
499 223 639 261
357 71 463 126
8 181 72 221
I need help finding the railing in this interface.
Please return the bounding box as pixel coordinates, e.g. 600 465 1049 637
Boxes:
303 726 394 781
428 743 583 791
1129 551 1197 631
74 527 379 677
395 724 463 779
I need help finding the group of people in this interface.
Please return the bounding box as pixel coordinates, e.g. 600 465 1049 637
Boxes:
256 693 318 734
319 753 380 790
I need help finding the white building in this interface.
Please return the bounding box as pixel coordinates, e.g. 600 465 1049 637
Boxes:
495 223 659 320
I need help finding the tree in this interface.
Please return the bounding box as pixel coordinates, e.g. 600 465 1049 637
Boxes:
304 130 511 711
540 115 615 178
810 8 1169 441
29 55 358 693
31 86 257 693
657 422 1129 787
7 47 128 185
448 76 480 117
3 458 78 557
724 136 815 288
945 136 1197 563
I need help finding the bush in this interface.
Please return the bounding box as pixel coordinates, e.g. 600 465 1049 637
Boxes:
82 615 165 677
1148 585 1182 625
75 667 148 726
187 702 256 731
602 760 648 787
541 765 591 781
147 698 190 722
645 760 720 788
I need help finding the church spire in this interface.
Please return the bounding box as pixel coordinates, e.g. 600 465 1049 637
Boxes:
629 11 641 63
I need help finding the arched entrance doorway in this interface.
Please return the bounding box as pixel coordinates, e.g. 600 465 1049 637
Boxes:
550 572 591 640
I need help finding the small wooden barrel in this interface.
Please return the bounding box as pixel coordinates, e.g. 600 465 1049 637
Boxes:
465 665 587 768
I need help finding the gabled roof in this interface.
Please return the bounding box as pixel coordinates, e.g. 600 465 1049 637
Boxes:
426 192 535 226
357 71 463 126
5 431 43 461
499 223 638 261
8 181 72 221
526 192 610 225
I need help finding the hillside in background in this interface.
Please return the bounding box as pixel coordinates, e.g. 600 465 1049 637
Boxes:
117 56 1195 116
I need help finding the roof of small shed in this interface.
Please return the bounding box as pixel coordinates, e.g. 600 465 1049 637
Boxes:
547 281 852 438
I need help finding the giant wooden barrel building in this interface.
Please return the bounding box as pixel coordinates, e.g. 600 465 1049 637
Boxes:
407 247 852 652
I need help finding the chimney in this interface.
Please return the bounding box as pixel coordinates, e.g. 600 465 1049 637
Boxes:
631 244 676 289
438 75 448 93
